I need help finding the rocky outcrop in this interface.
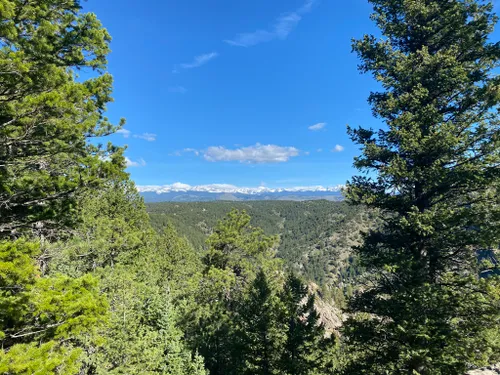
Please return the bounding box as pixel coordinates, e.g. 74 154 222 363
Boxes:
308 282 343 333
467 365 500 374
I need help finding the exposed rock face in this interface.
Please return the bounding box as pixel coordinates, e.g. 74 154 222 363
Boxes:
467 365 500 374
308 282 343 333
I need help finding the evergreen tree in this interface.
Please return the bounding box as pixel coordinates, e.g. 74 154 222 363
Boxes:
189 210 281 375
0 240 108 374
147 222 204 299
342 0 500 374
233 270 287 375
47 179 153 276
46 181 206 374
280 273 333 375
189 211 338 375
203 209 281 283
87 265 206 375
0 0 125 237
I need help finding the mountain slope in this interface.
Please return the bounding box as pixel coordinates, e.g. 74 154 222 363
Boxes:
146 200 376 287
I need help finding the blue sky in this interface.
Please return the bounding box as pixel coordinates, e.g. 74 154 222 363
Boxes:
84 0 392 188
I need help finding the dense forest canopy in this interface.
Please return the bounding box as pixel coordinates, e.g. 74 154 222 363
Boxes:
0 0 498 374
146 200 374 287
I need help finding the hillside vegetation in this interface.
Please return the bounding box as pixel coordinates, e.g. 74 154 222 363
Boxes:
147 201 376 287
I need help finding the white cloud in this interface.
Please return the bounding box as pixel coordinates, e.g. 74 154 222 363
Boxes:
179 52 218 69
225 0 316 47
308 122 326 131
204 143 300 163
117 128 156 141
169 86 187 94
125 157 146 167
171 148 201 157
183 148 200 156
317 148 323 152
116 128 131 138
134 133 156 142
298 0 316 13
332 144 344 152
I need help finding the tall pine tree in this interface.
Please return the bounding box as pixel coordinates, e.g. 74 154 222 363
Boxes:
233 270 286 375
280 273 332 375
190 210 281 375
342 0 500 374
0 0 125 237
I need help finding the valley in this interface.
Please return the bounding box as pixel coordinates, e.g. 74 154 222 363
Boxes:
146 200 376 289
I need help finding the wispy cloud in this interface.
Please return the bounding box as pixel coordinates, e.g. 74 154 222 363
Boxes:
308 122 326 131
179 52 218 69
169 86 188 94
332 144 344 152
116 128 131 138
134 133 157 142
317 148 323 152
125 157 146 168
183 148 200 156
204 143 300 163
172 148 201 157
117 128 156 142
225 0 316 47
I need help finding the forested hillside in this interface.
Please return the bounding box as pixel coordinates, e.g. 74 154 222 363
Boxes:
147 201 375 288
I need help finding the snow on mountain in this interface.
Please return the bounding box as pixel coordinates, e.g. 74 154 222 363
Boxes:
137 183 344 195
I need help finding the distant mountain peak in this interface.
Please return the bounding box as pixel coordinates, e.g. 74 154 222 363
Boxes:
137 183 344 195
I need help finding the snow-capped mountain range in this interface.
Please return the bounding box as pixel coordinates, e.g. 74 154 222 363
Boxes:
138 183 344 202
